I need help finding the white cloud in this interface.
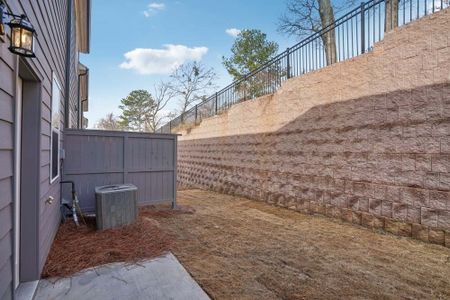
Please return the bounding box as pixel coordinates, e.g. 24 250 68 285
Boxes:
149 3 165 9
119 44 209 75
225 28 241 38
143 2 166 18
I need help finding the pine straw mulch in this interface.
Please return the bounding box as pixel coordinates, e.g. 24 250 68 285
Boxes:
42 205 194 279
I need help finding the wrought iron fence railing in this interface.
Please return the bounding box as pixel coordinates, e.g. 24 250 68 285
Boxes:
157 0 448 133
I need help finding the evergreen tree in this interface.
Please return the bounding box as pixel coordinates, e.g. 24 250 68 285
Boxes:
223 29 279 81
119 90 155 132
223 29 279 99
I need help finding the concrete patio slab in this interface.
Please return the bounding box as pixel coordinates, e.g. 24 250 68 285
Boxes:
16 280 39 300
34 253 210 300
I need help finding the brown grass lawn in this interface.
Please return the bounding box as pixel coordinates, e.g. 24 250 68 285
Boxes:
147 189 450 300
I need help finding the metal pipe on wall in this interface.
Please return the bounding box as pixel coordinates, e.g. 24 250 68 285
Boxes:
64 0 73 129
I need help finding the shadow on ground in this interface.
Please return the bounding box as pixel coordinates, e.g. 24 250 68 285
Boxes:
154 189 450 300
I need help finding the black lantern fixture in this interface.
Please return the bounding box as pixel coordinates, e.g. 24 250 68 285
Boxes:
8 16 35 57
0 3 4 36
0 2 36 58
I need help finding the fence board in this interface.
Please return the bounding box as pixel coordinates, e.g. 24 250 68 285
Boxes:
63 129 177 212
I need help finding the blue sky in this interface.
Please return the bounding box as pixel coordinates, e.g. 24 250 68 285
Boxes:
82 0 298 127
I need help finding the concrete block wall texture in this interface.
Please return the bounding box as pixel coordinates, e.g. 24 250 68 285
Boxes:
176 9 450 246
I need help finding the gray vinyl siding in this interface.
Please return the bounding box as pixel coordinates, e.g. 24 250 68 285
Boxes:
0 29 16 300
68 6 79 129
0 0 82 297
0 257 12 300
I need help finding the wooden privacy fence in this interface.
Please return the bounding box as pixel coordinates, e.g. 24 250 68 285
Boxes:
62 129 177 212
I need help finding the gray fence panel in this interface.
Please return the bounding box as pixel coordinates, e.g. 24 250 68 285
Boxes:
63 129 177 212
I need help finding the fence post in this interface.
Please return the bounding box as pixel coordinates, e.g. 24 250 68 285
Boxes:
360 2 365 54
195 104 198 123
215 92 218 115
286 47 291 79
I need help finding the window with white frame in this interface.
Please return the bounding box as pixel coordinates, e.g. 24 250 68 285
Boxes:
50 74 62 183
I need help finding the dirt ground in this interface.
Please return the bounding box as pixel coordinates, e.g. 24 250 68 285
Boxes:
148 189 450 300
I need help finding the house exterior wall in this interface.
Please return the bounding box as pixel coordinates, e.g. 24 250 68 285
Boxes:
0 0 84 298
177 9 450 246
0 32 15 300
67 3 79 129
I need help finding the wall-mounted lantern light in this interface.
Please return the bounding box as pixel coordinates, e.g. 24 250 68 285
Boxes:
0 2 36 57
0 4 4 36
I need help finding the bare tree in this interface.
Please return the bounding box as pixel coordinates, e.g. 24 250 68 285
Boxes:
319 0 336 64
278 0 355 65
95 113 123 131
148 81 176 132
169 61 217 116
385 0 399 31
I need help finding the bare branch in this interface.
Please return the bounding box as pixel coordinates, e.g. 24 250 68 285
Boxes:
95 113 123 131
277 0 355 38
169 61 217 115
150 81 176 131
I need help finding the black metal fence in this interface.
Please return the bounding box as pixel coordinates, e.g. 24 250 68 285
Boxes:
157 0 448 133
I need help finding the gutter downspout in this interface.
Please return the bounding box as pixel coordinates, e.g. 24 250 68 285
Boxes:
77 70 88 128
81 99 88 128
64 0 73 129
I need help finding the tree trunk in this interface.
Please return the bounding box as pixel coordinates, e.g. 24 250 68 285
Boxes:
385 0 399 32
318 0 337 65
181 100 189 122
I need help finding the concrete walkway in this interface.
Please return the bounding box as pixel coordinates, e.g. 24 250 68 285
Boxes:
34 253 210 300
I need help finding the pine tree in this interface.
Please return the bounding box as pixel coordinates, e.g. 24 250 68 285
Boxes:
119 90 156 132
223 29 279 80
